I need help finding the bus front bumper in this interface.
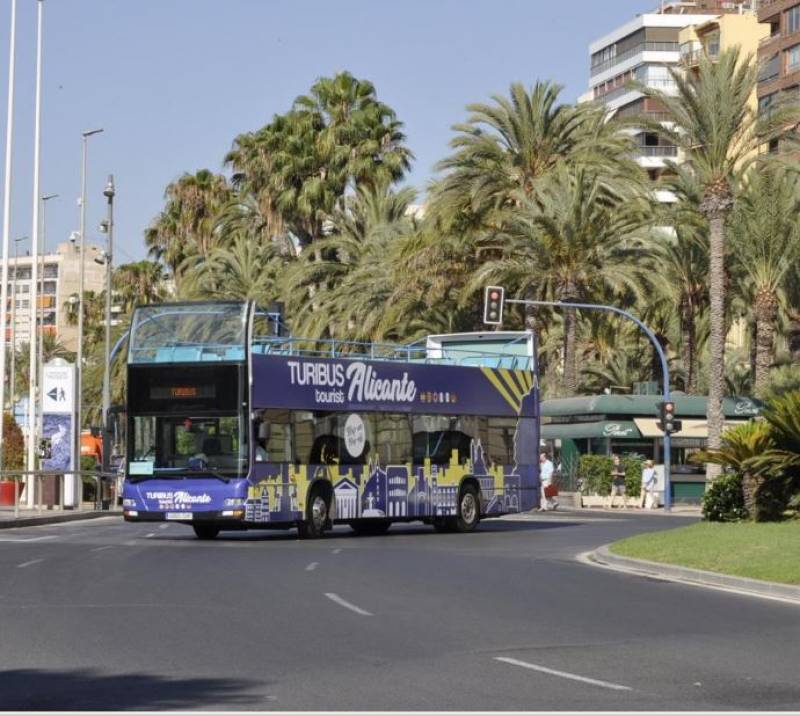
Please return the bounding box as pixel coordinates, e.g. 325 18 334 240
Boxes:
123 509 245 523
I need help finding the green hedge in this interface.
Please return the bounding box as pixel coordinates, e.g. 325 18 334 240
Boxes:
578 454 643 496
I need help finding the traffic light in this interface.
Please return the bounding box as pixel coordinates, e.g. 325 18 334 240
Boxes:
483 286 505 325
657 400 681 434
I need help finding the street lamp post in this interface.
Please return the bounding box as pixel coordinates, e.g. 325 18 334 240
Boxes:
0 0 18 471
26 0 45 506
505 297 674 511
101 175 115 476
74 128 103 503
38 194 58 448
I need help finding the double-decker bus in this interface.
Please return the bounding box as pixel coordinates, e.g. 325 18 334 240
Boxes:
122 301 540 539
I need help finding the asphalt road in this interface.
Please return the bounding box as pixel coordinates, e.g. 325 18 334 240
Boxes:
0 511 798 711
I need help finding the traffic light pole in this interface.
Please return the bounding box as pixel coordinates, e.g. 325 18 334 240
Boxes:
505 298 672 511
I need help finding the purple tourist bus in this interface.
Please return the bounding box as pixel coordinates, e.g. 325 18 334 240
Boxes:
122 301 540 539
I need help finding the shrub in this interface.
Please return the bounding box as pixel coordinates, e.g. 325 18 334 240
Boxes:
623 455 644 497
578 455 612 495
1 413 25 472
702 471 748 522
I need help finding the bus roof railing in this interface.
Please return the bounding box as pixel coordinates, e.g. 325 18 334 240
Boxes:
251 334 534 370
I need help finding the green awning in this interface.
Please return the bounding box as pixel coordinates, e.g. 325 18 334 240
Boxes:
541 420 642 440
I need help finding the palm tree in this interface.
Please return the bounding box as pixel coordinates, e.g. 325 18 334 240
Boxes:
179 233 283 304
113 261 167 314
638 48 799 469
144 170 231 275
284 184 417 341
467 166 652 395
729 166 800 398
430 81 642 232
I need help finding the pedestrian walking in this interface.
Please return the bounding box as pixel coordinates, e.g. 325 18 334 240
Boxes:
608 454 627 509
641 459 658 509
539 452 557 511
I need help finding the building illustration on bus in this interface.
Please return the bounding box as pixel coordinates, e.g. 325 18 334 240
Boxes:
121 301 540 539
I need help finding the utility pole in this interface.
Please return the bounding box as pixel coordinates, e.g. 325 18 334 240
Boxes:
38 194 57 450
8 236 26 415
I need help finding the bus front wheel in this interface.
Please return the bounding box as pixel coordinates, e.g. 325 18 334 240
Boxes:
193 524 220 540
298 487 330 539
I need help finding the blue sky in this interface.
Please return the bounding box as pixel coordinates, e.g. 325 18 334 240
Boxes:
0 0 648 264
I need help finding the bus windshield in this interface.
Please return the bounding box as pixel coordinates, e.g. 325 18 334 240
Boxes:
128 302 248 364
130 415 246 477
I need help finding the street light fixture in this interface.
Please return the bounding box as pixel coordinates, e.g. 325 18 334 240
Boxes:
75 128 103 499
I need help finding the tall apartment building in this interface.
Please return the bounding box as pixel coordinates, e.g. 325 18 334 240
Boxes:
3 239 106 353
586 1 759 199
757 0 800 150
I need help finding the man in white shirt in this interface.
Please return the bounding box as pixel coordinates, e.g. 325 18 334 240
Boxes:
539 452 557 511
641 459 658 509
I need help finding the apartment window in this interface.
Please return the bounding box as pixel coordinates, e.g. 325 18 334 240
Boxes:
43 263 58 279
17 299 29 310
786 44 800 73
14 267 30 281
758 92 777 113
42 280 57 295
759 54 780 83
703 31 720 58
786 5 800 35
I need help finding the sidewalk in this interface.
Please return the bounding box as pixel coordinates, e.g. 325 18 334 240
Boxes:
588 543 800 606
0 507 117 528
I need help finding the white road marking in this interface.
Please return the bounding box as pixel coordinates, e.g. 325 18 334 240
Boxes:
324 592 372 616
17 559 44 569
494 657 633 692
145 533 155 538
159 524 169 530
0 536 56 543
305 562 319 571
91 545 115 552
331 548 342 554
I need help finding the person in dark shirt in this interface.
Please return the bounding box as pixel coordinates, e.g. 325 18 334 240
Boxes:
608 454 627 509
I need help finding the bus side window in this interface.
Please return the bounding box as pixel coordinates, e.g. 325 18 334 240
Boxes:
309 434 339 465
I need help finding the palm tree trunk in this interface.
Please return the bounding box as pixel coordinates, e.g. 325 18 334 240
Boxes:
562 306 578 396
741 470 758 520
705 211 729 480
680 297 697 393
754 289 778 399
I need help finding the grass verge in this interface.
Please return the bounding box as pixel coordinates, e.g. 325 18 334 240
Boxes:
610 521 800 585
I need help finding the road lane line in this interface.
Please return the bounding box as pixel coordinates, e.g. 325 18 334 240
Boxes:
331 548 341 554
324 592 372 616
305 562 319 571
494 657 633 692
0 536 56 543
159 524 169 530
17 559 44 569
91 545 114 552
145 533 155 538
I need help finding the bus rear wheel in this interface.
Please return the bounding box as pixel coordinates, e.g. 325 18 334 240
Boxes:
298 487 330 539
455 485 480 533
349 519 391 536
193 524 220 540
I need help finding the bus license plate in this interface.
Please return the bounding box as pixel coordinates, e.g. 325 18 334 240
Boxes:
166 512 192 520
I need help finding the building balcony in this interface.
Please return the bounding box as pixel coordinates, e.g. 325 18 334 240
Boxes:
637 145 679 157
591 41 680 77
597 79 677 105
681 47 720 67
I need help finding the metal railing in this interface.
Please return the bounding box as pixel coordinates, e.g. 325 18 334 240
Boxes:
0 469 120 518
591 42 680 77
637 145 679 156
252 335 534 370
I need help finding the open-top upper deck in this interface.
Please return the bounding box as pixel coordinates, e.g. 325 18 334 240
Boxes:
128 301 535 371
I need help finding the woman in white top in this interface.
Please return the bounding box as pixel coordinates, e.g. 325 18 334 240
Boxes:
641 460 658 509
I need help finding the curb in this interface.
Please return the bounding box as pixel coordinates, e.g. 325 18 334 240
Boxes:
588 544 800 606
0 511 115 529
